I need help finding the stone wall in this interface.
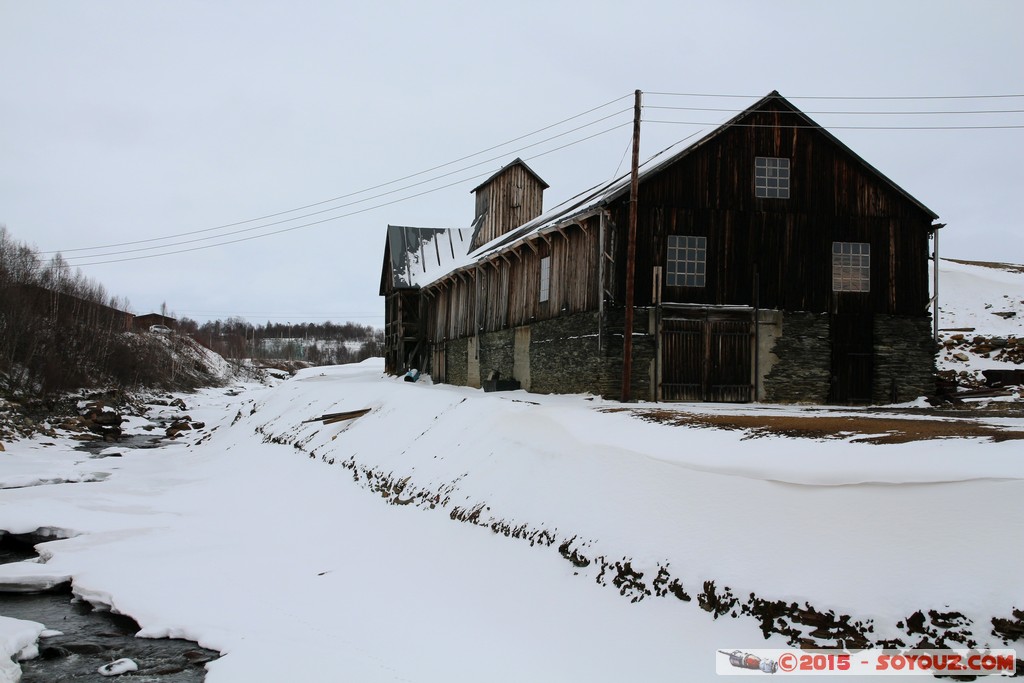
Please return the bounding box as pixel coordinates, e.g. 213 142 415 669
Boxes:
873 314 937 403
438 308 935 405
430 308 657 401
478 328 516 383
528 311 608 396
596 307 657 401
443 338 469 387
762 312 832 404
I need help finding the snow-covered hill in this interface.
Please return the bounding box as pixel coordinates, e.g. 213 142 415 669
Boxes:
936 259 1024 380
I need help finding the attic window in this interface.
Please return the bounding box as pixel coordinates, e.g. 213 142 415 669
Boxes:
539 256 551 302
754 157 790 198
666 235 706 287
832 242 870 292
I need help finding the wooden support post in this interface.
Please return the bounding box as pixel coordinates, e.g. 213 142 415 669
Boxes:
932 223 945 342
621 89 642 403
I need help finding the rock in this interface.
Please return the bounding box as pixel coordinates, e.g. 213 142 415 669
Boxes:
953 352 970 362
98 658 138 676
165 419 194 438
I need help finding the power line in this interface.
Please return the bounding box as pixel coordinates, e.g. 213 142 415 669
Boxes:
646 91 1024 100
54 110 632 262
645 104 1024 115
63 121 633 267
41 93 635 255
36 89 1024 266
643 119 1024 130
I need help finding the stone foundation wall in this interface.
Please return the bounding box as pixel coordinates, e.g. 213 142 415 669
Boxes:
762 312 832 404
528 311 608 396
596 307 657 401
478 328 515 382
873 314 936 403
443 338 469 387
438 309 935 405
428 308 657 400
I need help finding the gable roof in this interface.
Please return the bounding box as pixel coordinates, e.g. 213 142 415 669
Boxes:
470 157 549 194
461 91 940 264
387 91 940 292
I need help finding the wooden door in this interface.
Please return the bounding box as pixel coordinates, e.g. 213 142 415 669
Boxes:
830 313 873 403
661 311 753 402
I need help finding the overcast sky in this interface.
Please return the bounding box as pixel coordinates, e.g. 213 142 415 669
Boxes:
1 1 1021 328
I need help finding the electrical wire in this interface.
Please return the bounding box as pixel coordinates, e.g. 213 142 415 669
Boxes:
41 93 635 255
63 122 633 267
646 91 1024 100
645 105 1024 115
54 110 632 262
643 119 1024 130
54 119 632 263
37 89 1024 266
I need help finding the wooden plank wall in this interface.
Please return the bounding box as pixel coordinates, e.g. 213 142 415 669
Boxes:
471 164 547 250
425 221 600 344
611 103 934 317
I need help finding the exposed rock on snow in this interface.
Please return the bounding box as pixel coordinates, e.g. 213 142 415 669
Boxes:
97 658 138 676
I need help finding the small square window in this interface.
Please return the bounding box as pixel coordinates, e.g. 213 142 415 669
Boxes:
666 235 706 287
755 157 790 199
832 242 870 292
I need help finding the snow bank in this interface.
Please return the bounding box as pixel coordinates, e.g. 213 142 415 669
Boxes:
1 362 1021 681
0 616 44 683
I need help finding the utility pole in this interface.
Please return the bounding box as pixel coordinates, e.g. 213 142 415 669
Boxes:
621 89 642 403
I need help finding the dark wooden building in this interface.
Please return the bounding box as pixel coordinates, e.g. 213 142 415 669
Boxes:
381 93 940 403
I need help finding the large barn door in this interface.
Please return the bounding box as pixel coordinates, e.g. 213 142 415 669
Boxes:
661 311 753 402
661 318 704 401
708 318 754 402
830 314 873 403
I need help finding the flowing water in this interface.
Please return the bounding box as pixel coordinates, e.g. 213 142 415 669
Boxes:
2 429 221 681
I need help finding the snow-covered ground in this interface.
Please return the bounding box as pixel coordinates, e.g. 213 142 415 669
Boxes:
0 260 1022 682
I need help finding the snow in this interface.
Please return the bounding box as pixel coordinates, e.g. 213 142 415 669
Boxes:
0 262 1022 681
0 616 43 683
938 260 1024 337
98 658 138 676
936 259 1024 377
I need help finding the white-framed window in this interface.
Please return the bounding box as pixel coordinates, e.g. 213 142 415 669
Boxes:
666 235 706 287
539 256 551 302
832 241 871 292
754 156 790 198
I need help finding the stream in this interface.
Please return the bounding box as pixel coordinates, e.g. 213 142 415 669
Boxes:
1 404 221 681
0 535 219 682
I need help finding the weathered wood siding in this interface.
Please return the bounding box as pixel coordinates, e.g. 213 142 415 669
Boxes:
471 163 547 250
610 100 934 316
425 221 600 344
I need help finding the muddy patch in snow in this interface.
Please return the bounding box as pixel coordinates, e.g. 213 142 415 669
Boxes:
607 408 1024 444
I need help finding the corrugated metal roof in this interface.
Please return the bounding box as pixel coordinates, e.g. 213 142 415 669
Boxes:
385 224 474 289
